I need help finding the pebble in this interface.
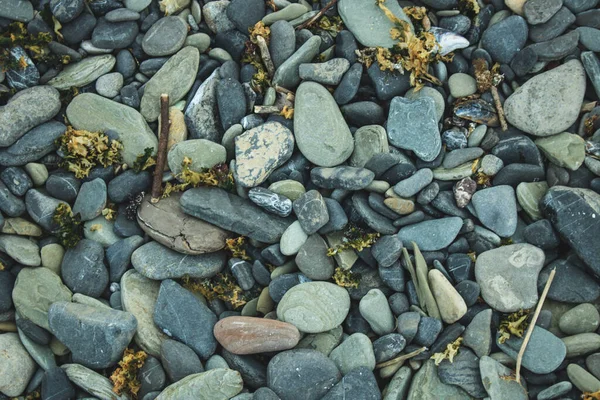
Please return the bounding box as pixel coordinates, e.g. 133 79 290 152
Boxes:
471 185 518 237
524 0 563 24
359 289 395 335
269 21 296 70
349 125 389 168
479 356 528 400
559 303 600 335
279 220 308 256
95 72 123 98
299 58 350 86
142 16 188 56
537 381 572 400
61 239 108 297
214 316 300 355
463 309 492 358
329 333 376 375
481 15 528 63
540 259 600 303
530 6 575 42
393 168 433 197
535 132 586 171
0 0 34 21
448 73 477 98
407 360 472 400
121 270 166 357
41 367 76 400
516 181 548 221
295 233 335 280
277 282 350 333
311 166 374 190
234 122 294 187
61 363 124 400
155 368 243 400
397 217 463 251
153 279 217 359
294 81 354 167
72 178 106 221
437 348 487 398
387 97 441 162
429 269 467 324
475 244 545 312
262 3 308 25
0 333 37 397
293 190 329 235
272 36 322 89
321 367 380 400
567 363 600 393
529 30 580 61
226 0 265 32
160 339 204 383
504 59 586 137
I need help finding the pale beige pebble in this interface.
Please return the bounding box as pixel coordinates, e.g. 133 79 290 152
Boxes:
24 163 49 186
41 243 65 275
159 107 188 167
159 0 190 15
385 187 400 198
428 269 467 324
505 0 526 15
50 336 70 356
384 197 415 215
0 333 37 396
365 180 390 193
1 217 42 236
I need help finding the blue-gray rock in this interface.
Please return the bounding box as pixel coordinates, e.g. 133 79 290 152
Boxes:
397 312 420 344
160 339 204 383
438 348 487 398
45 172 80 202
299 58 350 86
352 191 396 235
479 356 528 400
267 349 340 400
318 197 348 235
72 178 107 222
393 169 433 197
154 279 217 359
367 63 412 101
50 0 83 22
539 259 600 303
321 367 380 400
541 186 600 276
295 234 335 280
463 309 492 358
108 170 152 203
293 190 329 235
0 181 25 217
220 349 267 389
142 16 187 56
577 27 600 52
269 20 296 70
92 18 139 49
229 258 254 290
294 81 354 167
373 333 406 363
5 46 39 90
272 36 321 89
528 30 580 61
387 97 441 162
371 234 403 268
530 6 575 42
132 241 226 280
537 381 573 400
413 317 443 347
185 70 223 142
397 217 463 251
583 51 600 100
471 185 517 238
497 325 566 374
481 15 528 63
523 219 560 249
524 0 563 24
333 62 362 105
0 271 15 313
41 367 76 400
61 13 97 45
226 0 265 33
311 166 374 190
107 235 144 282
180 186 293 244
0 167 31 197
25 189 66 232
48 301 137 368
0 121 66 167
0 0 34 21
217 78 246 131
440 15 471 35
0 86 61 147
248 187 292 217
61 239 109 298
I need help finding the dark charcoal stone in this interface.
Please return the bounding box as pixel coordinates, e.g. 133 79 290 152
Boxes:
16 317 51 345
373 333 406 363
538 259 600 303
413 316 443 347
320 366 380 400
529 7 575 42
107 170 152 203
0 167 32 197
61 239 109 298
160 339 204 383
222 349 268 389
0 121 66 167
42 367 76 400
438 348 488 398
481 15 528 63
456 280 481 307
92 18 139 49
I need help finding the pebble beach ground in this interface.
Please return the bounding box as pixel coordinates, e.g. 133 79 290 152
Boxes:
1 0 600 399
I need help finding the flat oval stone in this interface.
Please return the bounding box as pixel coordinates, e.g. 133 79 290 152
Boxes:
142 16 187 56
504 59 586 137
12 267 72 331
338 0 413 48
155 368 243 400
0 86 61 147
234 122 295 187
0 333 37 397
311 166 374 190
47 55 116 90
294 81 354 167
0 121 66 167
140 46 200 122
277 282 350 333
0 234 39 266
397 217 463 251
137 194 229 254
131 241 226 280
66 93 158 166
214 316 300 355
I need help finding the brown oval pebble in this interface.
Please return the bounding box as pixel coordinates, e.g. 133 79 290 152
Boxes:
213 316 301 355
137 193 230 254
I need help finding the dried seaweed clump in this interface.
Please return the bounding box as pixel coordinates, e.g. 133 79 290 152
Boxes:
280 105 294 119
332 267 360 289
458 0 480 17
225 236 251 261
473 59 502 93
356 1 451 91
56 126 123 178
583 391 600 400
162 157 235 197
0 22 52 71
327 225 380 256
431 337 463 366
110 348 147 398
242 22 272 93
314 16 345 36
182 273 251 309
498 309 530 344
102 202 117 221
132 147 156 173
53 203 83 248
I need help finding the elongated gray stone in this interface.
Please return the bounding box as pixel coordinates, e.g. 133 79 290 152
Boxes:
272 36 322 89
155 369 243 400
397 217 463 251
48 55 116 90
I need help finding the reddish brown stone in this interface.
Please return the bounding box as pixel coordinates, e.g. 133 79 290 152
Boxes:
213 316 301 355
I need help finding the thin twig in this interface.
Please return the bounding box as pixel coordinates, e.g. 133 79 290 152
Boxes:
275 85 294 95
491 86 508 131
256 35 275 77
254 105 281 114
151 94 170 203
515 267 556 384
376 346 428 369
296 0 339 30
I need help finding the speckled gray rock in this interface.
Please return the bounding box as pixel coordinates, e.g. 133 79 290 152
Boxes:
479 356 528 400
311 166 374 190
0 121 65 167
0 332 37 397
359 289 395 335
180 186 293 243
407 360 472 400
295 234 335 280
299 58 350 86
277 282 350 333
184 69 222 142
235 122 294 187
155 369 243 400
0 86 61 147
61 239 109 298
132 241 226 280
387 96 441 162
72 178 107 221
141 47 200 122
475 244 545 312
294 81 354 167
248 187 293 217
48 301 137 369
0 0 34 22
504 59 586 137
293 190 329 235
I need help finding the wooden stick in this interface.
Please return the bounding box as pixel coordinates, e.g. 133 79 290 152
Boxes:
491 86 508 131
515 268 556 385
151 94 170 203
296 0 339 30
256 35 275 77
376 346 427 369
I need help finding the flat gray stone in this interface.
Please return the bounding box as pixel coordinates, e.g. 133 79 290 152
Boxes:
329 333 376 375
47 55 116 90
471 185 518 237
155 369 243 400
479 356 528 400
397 217 462 251
272 36 322 89
407 360 472 400
0 0 34 21
142 16 187 56
0 333 36 397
